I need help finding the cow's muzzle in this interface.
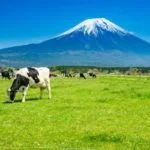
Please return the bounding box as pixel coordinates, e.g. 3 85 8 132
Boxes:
7 89 17 102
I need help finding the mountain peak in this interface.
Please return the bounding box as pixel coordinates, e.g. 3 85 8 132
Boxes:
59 18 128 37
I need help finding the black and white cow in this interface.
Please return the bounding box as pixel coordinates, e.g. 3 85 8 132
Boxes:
79 73 86 79
1 71 11 79
7 67 51 103
89 72 96 78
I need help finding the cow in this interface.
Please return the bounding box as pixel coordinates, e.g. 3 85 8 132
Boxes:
89 72 96 78
1 71 11 79
49 73 57 77
65 73 72 78
7 67 51 103
79 73 86 79
8 69 15 78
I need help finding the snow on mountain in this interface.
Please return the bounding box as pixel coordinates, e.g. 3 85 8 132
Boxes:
59 18 128 37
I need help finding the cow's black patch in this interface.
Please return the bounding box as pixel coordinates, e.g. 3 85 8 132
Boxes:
10 74 29 101
27 67 39 83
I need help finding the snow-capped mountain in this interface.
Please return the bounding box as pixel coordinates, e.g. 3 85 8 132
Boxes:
59 18 127 37
0 18 150 66
37 18 150 53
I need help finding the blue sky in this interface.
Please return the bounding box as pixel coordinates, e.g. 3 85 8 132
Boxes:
0 0 150 48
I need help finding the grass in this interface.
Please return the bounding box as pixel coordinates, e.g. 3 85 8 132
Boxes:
0 75 150 149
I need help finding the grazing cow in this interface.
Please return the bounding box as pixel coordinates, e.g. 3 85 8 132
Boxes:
1 71 11 79
79 73 86 79
50 73 57 77
89 72 96 78
8 69 15 78
7 67 51 103
65 73 72 78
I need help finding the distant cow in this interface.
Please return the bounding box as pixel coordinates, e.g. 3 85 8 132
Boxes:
7 67 51 103
89 72 96 78
8 69 15 78
65 73 72 78
50 73 57 77
1 71 11 79
79 73 86 79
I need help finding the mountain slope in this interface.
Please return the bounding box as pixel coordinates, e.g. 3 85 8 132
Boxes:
0 18 150 66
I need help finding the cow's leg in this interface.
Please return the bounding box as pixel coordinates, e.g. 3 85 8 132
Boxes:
22 86 29 103
48 83 51 99
46 80 51 99
40 87 45 99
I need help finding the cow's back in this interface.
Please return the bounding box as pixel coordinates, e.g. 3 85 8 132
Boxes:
15 67 50 86
36 67 50 80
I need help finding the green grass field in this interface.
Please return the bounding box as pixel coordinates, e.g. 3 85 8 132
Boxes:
0 75 150 149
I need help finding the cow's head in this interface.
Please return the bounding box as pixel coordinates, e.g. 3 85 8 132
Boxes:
7 78 20 102
7 88 17 102
7 74 29 102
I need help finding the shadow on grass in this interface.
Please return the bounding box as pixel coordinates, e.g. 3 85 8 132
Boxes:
3 98 40 104
85 133 124 143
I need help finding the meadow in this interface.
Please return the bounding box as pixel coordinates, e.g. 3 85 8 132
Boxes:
0 75 150 149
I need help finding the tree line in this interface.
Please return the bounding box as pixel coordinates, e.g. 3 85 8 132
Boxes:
1 66 150 75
